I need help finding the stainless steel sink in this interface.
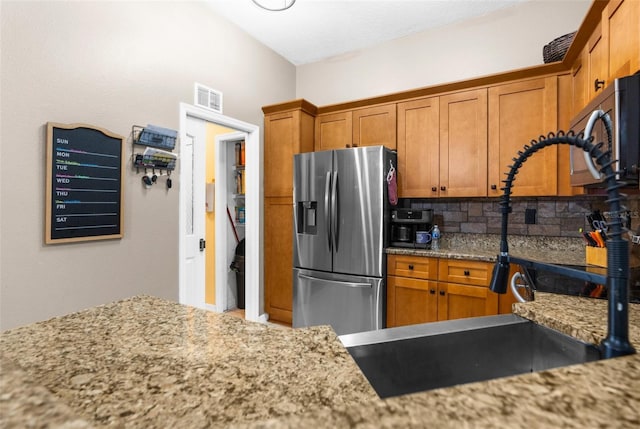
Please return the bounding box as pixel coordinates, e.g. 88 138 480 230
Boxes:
339 314 601 399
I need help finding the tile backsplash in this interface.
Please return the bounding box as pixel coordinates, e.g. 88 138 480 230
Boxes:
403 195 640 238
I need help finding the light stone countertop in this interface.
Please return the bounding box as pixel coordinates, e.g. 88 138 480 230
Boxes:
386 233 589 266
1 294 639 428
1 296 378 428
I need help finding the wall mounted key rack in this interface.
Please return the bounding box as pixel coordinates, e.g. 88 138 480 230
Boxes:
131 125 178 189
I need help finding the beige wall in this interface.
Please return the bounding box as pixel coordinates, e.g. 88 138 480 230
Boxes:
0 1 295 330
296 1 591 106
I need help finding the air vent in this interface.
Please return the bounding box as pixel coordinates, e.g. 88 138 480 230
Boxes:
194 82 223 114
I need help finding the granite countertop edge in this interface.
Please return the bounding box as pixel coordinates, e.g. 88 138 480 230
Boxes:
2 291 639 428
386 233 589 266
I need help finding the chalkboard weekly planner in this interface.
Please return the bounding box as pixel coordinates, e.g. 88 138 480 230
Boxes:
46 123 125 244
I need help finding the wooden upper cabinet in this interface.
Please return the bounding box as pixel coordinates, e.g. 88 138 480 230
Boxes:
572 0 639 114
352 104 397 149
571 48 588 119
315 104 396 150
557 73 584 196
606 0 640 81
587 22 608 100
397 97 439 197
571 22 607 116
264 108 314 197
488 76 558 197
397 90 487 198
314 111 352 151
439 89 488 197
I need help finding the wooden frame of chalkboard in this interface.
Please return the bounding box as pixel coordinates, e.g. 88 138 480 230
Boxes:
46 123 125 244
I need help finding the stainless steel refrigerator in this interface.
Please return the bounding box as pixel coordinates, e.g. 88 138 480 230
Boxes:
292 146 396 335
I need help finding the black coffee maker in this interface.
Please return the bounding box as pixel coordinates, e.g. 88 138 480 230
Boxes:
390 209 434 248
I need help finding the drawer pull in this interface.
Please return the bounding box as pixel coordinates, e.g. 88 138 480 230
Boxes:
464 270 470 276
408 264 414 270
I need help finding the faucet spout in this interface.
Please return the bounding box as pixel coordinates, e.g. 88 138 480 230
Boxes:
489 130 635 359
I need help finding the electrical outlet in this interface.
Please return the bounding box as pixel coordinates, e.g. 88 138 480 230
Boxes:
525 208 537 225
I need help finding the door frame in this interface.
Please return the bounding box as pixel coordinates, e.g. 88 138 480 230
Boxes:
214 130 248 314
179 103 266 323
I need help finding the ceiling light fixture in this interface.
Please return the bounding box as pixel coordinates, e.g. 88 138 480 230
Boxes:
251 0 296 12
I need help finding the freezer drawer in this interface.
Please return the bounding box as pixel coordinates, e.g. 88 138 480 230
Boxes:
293 268 384 335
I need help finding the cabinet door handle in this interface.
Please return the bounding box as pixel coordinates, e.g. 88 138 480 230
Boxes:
491 184 497 190
439 290 445 296
440 186 446 191
408 264 414 270
594 79 605 92
464 270 470 276
430 289 436 294
432 186 437 192
346 144 351 148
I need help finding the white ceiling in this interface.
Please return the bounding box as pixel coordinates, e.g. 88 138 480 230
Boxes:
205 0 531 65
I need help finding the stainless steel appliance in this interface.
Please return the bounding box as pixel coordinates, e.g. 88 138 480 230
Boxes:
390 209 433 248
293 146 396 335
570 72 640 186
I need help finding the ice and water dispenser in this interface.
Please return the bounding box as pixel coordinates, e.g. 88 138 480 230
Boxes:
297 201 318 235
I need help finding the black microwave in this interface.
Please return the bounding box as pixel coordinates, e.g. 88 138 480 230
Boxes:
569 73 640 187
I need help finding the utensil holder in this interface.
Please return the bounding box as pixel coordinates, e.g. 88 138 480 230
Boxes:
586 246 607 268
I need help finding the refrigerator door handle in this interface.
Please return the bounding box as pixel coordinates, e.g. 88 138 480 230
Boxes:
324 171 332 251
297 273 371 289
332 171 339 251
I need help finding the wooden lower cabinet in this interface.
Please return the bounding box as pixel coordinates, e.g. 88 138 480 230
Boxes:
437 282 498 321
387 254 502 328
387 275 438 327
264 197 293 324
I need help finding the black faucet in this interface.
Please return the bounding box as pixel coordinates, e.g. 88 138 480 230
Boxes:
489 128 636 359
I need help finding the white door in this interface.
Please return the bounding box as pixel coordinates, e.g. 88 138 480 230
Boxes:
179 103 266 322
179 117 207 308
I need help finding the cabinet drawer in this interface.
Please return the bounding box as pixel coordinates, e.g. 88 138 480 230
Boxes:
387 275 435 292
438 259 492 286
387 254 438 279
